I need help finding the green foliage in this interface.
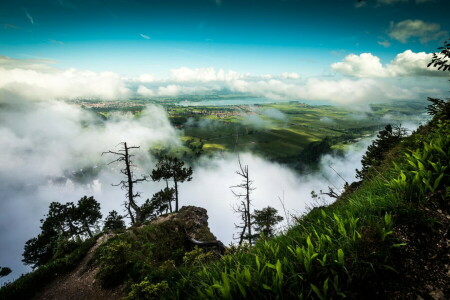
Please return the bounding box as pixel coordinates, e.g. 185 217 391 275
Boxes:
22 196 102 268
252 206 283 239
141 187 174 219
158 118 450 299
427 39 450 72
183 246 216 266
426 97 450 123
356 124 406 180
103 210 126 232
95 238 133 287
93 219 189 288
126 280 169 300
0 267 12 278
76 196 102 237
151 155 193 212
387 127 449 203
52 239 82 260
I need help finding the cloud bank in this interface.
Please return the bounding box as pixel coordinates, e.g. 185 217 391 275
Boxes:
1 52 446 107
332 50 449 78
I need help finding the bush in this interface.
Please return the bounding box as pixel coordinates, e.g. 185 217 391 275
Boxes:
126 279 169 300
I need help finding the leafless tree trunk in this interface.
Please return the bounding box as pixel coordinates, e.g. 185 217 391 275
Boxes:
103 142 148 225
231 157 255 246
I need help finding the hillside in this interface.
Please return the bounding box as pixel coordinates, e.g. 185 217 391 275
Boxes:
0 99 449 299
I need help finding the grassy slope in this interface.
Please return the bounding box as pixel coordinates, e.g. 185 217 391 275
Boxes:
164 118 449 299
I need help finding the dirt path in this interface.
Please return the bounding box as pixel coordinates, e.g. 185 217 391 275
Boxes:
35 234 125 300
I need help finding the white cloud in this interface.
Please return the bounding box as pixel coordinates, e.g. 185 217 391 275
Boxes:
331 53 386 77
137 84 216 97
137 85 155 96
133 73 155 83
0 58 131 101
139 34 151 40
388 19 447 44
280 72 300 79
169 67 244 82
228 77 415 104
25 12 34 25
0 56 56 72
377 40 391 47
332 50 448 78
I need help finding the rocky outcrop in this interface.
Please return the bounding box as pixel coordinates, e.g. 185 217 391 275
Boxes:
151 205 226 253
34 206 223 300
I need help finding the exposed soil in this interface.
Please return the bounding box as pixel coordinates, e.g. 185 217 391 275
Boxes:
34 234 125 300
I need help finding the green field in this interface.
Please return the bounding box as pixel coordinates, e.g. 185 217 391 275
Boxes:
83 98 427 163
167 101 427 160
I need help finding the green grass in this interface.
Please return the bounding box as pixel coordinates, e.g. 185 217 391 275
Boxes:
159 119 449 299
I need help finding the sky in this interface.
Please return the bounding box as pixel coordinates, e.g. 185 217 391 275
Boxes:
1 0 449 76
0 0 449 283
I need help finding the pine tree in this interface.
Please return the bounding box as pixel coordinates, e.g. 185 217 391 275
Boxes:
103 210 126 231
356 124 406 180
151 156 193 212
76 196 102 238
252 206 283 239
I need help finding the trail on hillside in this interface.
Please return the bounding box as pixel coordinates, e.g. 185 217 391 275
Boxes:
35 234 124 300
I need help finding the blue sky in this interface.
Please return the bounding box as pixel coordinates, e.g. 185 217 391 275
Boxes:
1 0 449 76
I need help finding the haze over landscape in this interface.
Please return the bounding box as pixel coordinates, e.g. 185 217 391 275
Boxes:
0 0 449 290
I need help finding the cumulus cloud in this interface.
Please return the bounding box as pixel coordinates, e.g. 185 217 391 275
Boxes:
388 19 447 44
332 53 386 77
0 58 131 100
137 84 216 97
228 77 415 104
280 72 300 79
1 56 443 108
133 73 155 83
332 50 448 78
169 67 244 82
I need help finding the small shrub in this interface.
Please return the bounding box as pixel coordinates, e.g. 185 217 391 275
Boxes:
126 279 169 300
95 238 133 287
183 246 216 266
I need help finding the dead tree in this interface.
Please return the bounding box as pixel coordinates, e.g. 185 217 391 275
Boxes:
102 142 147 225
230 157 255 246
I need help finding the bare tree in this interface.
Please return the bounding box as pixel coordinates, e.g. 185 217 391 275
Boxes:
230 157 255 246
102 142 147 225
